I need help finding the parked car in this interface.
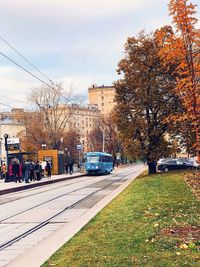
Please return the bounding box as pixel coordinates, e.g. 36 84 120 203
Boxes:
188 160 200 169
157 158 170 164
157 159 194 172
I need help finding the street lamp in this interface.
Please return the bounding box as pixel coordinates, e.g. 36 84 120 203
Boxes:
42 144 47 150
102 129 105 152
0 137 2 165
4 134 9 167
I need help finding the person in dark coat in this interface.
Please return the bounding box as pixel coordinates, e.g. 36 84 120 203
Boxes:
65 154 74 175
12 161 21 183
34 161 41 180
23 160 30 183
45 161 52 178
29 161 35 181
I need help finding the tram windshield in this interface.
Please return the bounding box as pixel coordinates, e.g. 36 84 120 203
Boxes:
86 156 100 163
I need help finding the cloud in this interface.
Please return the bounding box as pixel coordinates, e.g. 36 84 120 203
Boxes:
0 0 199 111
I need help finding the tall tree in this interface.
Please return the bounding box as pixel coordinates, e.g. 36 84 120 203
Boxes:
29 84 82 149
88 115 123 161
114 31 181 174
156 0 200 161
63 129 80 162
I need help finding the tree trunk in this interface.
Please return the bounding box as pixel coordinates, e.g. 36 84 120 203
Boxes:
148 161 157 174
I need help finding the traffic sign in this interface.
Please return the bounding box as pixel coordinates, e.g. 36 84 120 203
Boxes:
77 144 82 150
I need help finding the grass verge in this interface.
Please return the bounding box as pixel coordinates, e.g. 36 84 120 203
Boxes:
42 171 200 267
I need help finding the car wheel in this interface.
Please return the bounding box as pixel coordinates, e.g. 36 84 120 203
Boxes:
164 167 169 172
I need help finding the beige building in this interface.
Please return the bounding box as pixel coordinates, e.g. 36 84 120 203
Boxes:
66 105 100 151
88 85 116 116
1 105 101 154
0 119 25 163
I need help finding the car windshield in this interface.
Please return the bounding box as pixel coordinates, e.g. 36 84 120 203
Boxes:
87 156 100 163
165 160 177 164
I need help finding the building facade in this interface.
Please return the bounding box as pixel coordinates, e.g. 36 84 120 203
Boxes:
66 105 100 151
0 119 25 163
88 85 116 117
0 105 101 155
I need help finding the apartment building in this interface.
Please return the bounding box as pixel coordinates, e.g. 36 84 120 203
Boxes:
0 105 100 154
0 119 25 163
65 105 100 151
88 85 116 117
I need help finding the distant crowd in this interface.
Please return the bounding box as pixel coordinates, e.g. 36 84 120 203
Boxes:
0 154 76 183
0 159 52 183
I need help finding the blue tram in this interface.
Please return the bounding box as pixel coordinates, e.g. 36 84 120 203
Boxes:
85 152 113 175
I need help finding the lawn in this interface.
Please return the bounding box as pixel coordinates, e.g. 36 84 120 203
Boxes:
42 171 200 267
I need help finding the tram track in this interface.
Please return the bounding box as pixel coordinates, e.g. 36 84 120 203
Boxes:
0 167 142 251
0 168 135 223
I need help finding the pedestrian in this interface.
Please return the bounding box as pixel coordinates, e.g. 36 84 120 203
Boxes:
1 163 7 179
65 163 69 174
65 153 74 175
34 161 41 180
23 160 30 183
29 161 35 181
12 161 21 183
69 158 74 175
41 161 46 177
45 161 52 178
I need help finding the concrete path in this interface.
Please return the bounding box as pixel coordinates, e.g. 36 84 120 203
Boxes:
0 164 146 267
0 171 85 195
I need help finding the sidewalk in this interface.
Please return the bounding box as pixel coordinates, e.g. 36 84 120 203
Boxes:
0 171 85 195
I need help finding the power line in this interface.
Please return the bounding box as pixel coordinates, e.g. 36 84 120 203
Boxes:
0 93 31 105
0 36 55 85
0 50 81 104
0 51 54 90
0 102 14 109
0 39 81 104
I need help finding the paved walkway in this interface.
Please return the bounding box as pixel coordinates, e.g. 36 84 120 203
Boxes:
0 171 85 195
7 165 146 267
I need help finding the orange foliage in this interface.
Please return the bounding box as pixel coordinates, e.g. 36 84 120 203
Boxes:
156 0 200 156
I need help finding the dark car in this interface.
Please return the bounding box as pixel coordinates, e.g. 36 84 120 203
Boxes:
157 159 194 172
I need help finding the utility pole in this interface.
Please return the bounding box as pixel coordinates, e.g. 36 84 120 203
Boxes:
4 134 8 166
102 129 105 152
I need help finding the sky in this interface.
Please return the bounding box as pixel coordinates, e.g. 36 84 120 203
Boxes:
0 0 199 110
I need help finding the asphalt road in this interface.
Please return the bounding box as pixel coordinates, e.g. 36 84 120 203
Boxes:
0 164 145 267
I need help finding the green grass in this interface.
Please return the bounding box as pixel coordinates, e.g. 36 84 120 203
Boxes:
42 171 200 267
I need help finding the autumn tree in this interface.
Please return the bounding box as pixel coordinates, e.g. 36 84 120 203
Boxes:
88 115 123 161
18 112 48 152
156 0 200 161
63 129 80 162
28 84 82 149
114 31 181 174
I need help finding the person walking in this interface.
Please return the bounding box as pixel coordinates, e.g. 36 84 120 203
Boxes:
1 163 7 179
29 161 35 182
45 161 52 178
69 157 74 175
65 153 74 175
34 161 41 180
23 160 30 183
12 161 21 183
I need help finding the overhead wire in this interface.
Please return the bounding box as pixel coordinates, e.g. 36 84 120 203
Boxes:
0 36 54 84
0 51 54 90
0 93 31 105
0 102 15 109
0 36 82 105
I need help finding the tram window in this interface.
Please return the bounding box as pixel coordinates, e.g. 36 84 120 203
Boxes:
87 156 100 162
